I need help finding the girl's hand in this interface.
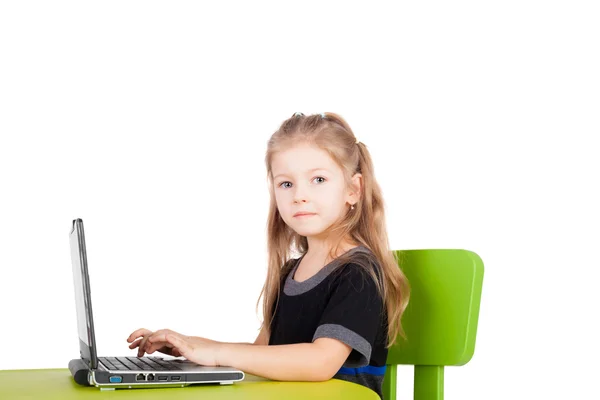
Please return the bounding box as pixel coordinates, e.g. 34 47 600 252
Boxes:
147 331 222 367
127 328 183 358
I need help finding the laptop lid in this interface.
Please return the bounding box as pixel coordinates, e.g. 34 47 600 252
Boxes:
69 218 99 370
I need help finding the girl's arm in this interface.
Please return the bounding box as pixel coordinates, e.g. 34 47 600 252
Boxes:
218 338 352 381
189 325 268 346
153 333 352 381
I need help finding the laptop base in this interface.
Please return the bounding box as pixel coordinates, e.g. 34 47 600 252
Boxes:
69 358 244 389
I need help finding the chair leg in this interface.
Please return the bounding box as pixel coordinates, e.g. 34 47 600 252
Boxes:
414 365 444 400
383 364 397 400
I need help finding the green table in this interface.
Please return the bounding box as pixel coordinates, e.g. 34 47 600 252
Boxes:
0 368 379 399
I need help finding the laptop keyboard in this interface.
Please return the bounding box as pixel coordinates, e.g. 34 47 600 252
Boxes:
99 356 183 371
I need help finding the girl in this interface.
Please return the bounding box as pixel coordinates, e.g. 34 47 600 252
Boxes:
127 112 410 399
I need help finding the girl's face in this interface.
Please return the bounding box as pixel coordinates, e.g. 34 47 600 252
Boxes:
271 143 359 240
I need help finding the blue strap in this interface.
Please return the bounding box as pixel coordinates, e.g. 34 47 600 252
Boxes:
337 365 387 376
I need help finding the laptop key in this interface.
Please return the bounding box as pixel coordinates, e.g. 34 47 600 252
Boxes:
145 358 172 371
152 358 183 370
99 358 118 370
138 358 164 371
116 358 137 370
129 363 148 371
99 360 114 370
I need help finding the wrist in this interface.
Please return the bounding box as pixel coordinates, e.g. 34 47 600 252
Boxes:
216 342 232 367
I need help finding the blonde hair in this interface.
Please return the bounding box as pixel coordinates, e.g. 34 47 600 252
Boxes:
257 112 410 347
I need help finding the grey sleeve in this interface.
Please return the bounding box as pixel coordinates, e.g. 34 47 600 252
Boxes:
312 265 384 368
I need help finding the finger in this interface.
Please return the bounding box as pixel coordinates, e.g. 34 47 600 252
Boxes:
141 329 167 353
138 336 148 357
152 345 179 357
128 328 151 343
153 345 172 355
139 335 153 357
146 341 169 354
148 330 178 344
171 348 182 357
128 338 142 350
127 328 152 343
142 330 165 352
143 329 177 356
164 334 192 358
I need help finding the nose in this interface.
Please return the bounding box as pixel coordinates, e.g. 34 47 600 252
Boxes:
293 183 309 204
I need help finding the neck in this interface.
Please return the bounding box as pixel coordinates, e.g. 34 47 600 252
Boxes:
305 234 359 260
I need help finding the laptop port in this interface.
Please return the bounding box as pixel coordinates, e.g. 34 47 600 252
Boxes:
171 376 181 381
158 376 168 381
109 376 122 383
147 373 155 381
136 374 146 381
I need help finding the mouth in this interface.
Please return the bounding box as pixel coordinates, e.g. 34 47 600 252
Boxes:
293 213 316 218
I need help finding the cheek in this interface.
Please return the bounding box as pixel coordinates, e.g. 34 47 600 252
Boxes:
318 189 345 210
274 192 289 213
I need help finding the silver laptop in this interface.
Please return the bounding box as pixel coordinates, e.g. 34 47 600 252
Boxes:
68 218 245 389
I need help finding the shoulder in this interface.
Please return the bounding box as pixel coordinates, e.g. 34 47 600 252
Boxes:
333 247 384 286
324 260 386 315
335 263 378 289
331 260 383 300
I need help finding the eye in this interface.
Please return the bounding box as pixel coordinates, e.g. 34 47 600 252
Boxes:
277 177 326 189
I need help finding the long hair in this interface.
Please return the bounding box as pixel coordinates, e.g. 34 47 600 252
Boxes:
256 112 410 347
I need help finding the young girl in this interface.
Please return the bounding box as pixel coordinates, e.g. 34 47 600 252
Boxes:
126 112 410 399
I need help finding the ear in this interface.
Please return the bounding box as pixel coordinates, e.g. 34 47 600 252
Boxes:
346 173 362 205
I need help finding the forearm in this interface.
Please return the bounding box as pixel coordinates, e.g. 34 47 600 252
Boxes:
190 336 252 346
217 342 328 381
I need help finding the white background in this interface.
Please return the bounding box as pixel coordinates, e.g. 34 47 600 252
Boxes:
1 1 598 399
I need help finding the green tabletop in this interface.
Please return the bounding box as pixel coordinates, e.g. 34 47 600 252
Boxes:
0 368 379 399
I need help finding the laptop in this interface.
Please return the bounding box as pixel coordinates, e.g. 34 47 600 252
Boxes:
68 218 245 389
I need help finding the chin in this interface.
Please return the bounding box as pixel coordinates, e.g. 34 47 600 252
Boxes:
292 226 326 237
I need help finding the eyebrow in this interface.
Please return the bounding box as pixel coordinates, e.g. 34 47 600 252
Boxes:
273 168 331 181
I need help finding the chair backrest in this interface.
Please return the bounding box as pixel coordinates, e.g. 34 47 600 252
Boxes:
382 249 484 400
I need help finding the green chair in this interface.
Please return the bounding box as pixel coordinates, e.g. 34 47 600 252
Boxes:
382 249 484 400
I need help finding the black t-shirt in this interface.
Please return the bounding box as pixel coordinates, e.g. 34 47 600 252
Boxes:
268 246 388 399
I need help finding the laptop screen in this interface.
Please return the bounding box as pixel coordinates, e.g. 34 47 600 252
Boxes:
69 219 99 369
